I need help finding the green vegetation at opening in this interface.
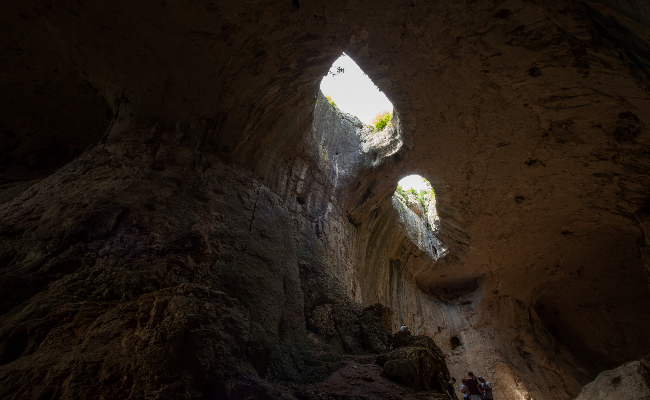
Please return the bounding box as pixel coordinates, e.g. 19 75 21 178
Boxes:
324 94 338 109
370 110 392 132
395 177 434 213
328 66 345 77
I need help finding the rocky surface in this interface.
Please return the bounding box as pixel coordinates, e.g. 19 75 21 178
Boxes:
1 0 650 399
379 331 451 393
391 193 447 263
574 360 650 400
380 347 441 392
308 302 390 355
299 354 448 400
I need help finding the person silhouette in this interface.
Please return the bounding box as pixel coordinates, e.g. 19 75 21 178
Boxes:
465 372 485 400
446 377 457 400
478 376 492 400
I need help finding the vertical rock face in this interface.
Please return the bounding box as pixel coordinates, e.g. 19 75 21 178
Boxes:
1 1 650 399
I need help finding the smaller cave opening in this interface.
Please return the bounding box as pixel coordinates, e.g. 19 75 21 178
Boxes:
394 175 434 218
392 174 449 260
450 335 462 349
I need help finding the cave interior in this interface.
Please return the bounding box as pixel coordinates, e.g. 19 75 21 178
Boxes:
1 0 650 399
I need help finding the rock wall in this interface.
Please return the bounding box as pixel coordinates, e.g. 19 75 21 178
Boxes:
1 0 650 399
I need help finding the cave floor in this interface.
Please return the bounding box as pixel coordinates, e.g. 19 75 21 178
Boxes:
297 354 447 400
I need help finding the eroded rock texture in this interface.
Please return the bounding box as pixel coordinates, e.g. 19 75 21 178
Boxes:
378 330 451 392
574 360 650 400
1 0 650 399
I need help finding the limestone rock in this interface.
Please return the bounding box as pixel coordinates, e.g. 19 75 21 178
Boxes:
393 330 414 349
310 304 339 338
309 302 390 354
389 330 451 392
641 353 650 374
574 361 650 400
378 346 443 391
359 303 392 354
406 194 425 217
0 283 251 399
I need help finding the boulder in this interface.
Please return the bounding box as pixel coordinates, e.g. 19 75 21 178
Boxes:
385 330 450 392
310 304 338 338
378 346 441 391
393 330 413 348
574 360 650 400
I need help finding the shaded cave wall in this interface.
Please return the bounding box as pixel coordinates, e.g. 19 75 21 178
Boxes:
0 89 378 398
1 0 650 399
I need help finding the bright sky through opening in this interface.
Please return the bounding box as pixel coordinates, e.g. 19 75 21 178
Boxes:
320 54 393 124
398 175 430 191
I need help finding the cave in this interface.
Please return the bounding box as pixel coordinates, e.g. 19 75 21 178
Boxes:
1 1 650 399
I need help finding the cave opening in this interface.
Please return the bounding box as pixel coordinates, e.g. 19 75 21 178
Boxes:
320 53 394 129
450 335 462 349
394 174 439 230
395 175 434 217
392 174 448 260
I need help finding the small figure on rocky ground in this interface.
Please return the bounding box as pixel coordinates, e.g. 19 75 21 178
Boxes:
478 376 493 400
400 324 408 331
465 372 485 400
446 377 457 400
386 330 394 349
461 378 469 400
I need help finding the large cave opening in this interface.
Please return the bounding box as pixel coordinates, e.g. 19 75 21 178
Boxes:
319 53 393 127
